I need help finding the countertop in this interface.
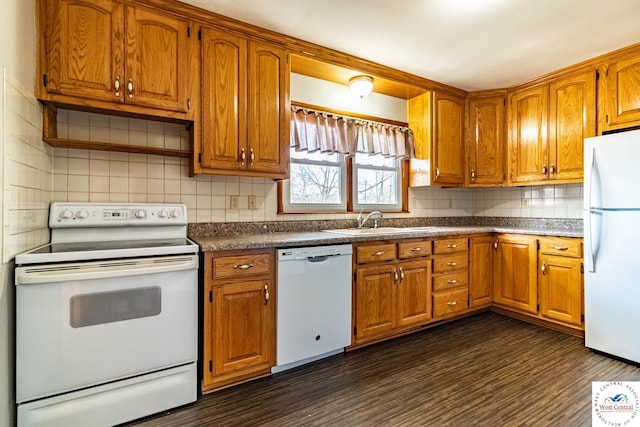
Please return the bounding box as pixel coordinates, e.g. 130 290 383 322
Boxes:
190 225 583 252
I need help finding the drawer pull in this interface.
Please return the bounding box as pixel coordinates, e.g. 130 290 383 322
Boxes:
447 244 457 249
447 301 457 306
373 251 385 256
447 262 458 266
410 247 422 252
447 279 458 284
233 263 254 270
551 246 569 251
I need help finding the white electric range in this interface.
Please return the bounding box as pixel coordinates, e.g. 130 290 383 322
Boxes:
15 202 200 427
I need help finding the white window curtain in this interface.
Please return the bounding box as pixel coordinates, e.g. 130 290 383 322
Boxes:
290 106 414 158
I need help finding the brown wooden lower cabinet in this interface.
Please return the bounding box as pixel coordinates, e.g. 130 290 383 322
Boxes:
202 249 276 392
468 235 494 308
493 234 538 313
353 239 432 345
491 234 584 334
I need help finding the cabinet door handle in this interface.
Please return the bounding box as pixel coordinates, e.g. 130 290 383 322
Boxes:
447 279 458 284
114 76 120 97
264 285 269 305
447 244 457 249
447 262 458 266
250 148 255 166
551 246 569 251
233 263 254 270
435 167 440 178
241 148 246 166
542 164 547 175
470 169 476 181
550 164 556 174
372 251 385 257
494 240 498 251
541 262 546 275
447 301 457 306
393 269 399 281
410 247 422 252
399 267 404 281
127 78 134 99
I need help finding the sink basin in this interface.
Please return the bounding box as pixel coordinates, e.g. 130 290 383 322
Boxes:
323 227 420 236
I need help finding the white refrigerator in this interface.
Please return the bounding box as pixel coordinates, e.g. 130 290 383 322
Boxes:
584 128 640 363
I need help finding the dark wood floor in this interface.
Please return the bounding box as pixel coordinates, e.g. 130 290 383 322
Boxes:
127 312 640 426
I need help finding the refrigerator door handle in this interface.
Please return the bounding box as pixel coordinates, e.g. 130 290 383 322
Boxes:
587 147 598 273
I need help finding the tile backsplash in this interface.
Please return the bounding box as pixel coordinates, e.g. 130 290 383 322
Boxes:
2 69 51 262
50 109 584 224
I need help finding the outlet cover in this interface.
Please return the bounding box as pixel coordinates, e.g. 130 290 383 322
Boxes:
230 195 240 209
248 195 257 210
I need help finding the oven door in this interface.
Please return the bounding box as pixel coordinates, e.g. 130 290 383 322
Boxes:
15 255 198 403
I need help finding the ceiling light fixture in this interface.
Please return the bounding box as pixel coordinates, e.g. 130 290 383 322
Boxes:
349 75 374 99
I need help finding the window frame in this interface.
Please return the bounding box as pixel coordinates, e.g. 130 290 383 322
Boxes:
281 150 348 213
352 154 404 213
278 152 409 214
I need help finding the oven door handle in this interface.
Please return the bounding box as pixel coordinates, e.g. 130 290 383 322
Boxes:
15 255 198 285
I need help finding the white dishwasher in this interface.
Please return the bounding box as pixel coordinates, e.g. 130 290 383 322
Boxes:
274 244 353 373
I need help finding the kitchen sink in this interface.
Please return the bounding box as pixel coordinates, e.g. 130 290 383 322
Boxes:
323 227 421 236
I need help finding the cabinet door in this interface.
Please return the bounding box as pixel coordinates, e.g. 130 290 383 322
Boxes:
469 235 493 308
508 85 549 184
209 279 274 383
432 92 465 185
354 265 396 343
549 71 596 182
396 259 431 328
200 27 247 171
125 5 189 112
46 0 124 102
468 96 506 186
493 235 537 313
407 92 432 187
247 41 289 176
603 55 640 130
539 255 583 326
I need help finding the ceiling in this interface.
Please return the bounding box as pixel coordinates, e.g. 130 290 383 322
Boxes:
184 0 640 92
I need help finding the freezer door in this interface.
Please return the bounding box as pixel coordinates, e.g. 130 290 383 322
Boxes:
584 129 640 209
584 209 640 363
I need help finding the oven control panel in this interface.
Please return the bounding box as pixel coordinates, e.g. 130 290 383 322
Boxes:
49 203 188 227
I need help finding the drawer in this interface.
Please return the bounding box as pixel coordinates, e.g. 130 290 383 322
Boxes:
212 252 272 280
539 238 582 258
356 243 397 264
433 253 468 273
433 238 468 255
433 288 468 318
433 271 468 292
398 240 431 259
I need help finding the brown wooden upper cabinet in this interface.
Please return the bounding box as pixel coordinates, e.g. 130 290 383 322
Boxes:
196 26 290 179
409 91 465 187
508 70 596 185
599 52 640 133
466 94 506 186
39 0 192 117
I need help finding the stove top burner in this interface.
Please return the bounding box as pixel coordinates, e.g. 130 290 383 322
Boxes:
29 238 195 254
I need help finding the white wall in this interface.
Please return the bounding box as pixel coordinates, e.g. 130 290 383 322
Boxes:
0 0 40 425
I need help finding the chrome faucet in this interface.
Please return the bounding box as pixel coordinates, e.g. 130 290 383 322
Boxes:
357 209 383 229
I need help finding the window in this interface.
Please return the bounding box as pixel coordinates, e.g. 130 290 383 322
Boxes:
353 153 402 211
280 106 412 214
282 150 347 212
